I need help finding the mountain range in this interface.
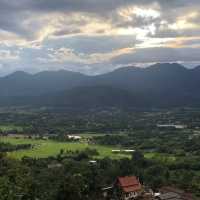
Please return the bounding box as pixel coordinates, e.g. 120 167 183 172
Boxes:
1 63 200 108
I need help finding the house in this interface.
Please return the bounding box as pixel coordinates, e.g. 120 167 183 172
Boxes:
112 150 121 153
67 135 82 140
114 176 142 200
156 124 186 129
124 150 135 153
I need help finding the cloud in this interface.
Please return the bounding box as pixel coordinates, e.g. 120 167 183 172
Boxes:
0 0 199 43
0 0 200 75
112 47 200 64
38 46 135 65
0 49 19 60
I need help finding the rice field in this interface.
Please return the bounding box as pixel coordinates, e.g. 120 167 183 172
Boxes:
0 136 131 160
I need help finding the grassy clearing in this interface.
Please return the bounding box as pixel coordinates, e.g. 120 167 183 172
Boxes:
74 132 125 139
77 133 108 138
0 136 130 160
144 152 177 162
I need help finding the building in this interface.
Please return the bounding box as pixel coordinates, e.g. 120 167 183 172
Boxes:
67 135 82 140
114 176 142 200
156 124 186 129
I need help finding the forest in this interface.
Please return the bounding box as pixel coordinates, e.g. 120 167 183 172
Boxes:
0 108 200 199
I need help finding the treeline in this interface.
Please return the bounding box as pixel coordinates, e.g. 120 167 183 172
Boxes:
0 142 32 152
93 130 200 156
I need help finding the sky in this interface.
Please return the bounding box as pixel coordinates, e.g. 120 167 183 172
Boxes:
0 0 200 75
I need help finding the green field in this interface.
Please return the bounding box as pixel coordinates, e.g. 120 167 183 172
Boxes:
0 136 130 160
144 152 177 162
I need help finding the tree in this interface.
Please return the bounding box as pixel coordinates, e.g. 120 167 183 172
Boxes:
56 174 89 200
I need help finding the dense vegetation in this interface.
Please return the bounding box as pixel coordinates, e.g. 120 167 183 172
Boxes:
93 129 200 155
1 107 200 198
0 150 199 200
0 142 32 152
1 107 200 133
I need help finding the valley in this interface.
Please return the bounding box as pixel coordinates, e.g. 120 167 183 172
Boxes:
0 107 200 199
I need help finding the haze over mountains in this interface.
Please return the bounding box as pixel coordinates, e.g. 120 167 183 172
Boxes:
1 63 200 108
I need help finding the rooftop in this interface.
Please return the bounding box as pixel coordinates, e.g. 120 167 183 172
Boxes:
117 176 142 193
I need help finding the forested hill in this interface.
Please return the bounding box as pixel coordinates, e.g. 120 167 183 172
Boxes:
1 63 200 108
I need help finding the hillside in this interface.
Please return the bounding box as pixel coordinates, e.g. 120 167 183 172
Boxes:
0 70 88 96
1 63 200 108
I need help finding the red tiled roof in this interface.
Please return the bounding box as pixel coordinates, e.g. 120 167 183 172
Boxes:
123 185 142 193
117 176 142 193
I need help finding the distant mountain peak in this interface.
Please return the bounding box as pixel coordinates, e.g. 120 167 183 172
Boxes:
113 66 139 72
108 63 187 75
148 63 187 70
34 69 85 77
193 65 200 71
10 70 30 75
1 62 200 108
4 71 31 79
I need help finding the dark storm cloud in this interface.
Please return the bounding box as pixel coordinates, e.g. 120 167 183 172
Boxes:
0 1 26 35
24 0 200 14
0 0 150 38
5 0 198 14
0 0 199 39
23 0 148 13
